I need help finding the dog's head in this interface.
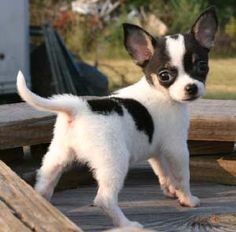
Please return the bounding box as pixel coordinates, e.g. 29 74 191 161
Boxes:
123 7 218 102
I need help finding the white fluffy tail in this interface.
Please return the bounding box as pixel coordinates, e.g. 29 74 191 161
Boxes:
17 71 77 116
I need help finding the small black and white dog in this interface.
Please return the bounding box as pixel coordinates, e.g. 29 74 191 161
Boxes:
17 7 218 228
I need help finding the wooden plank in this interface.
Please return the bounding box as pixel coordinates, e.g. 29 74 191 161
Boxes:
0 200 31 232
0 100 235 150
188 140 235 155
0 161 83 232
189 99 236 141
52 167 236 232
190 153 236 185
0 103 55 149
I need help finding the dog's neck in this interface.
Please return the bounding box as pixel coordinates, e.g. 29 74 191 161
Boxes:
115 76 189 153
114 76 187 110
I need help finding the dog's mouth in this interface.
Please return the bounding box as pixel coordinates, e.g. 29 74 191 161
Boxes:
181 95 199 102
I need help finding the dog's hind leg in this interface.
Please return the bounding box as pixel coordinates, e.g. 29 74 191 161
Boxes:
34 141 74 200
93 151 142 228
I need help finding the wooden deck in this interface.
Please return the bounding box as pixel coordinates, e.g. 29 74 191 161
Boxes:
52 164 236 232
1 99 236 231
0 161 82 232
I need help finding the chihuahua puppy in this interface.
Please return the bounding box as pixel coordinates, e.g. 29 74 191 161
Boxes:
17 7 217 228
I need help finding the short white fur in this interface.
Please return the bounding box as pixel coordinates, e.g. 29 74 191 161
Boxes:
17 67 200 228
17 7 218 227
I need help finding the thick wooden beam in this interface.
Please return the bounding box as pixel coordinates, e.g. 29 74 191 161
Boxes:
0 99 235 150
0 103 54 149
0 161 83 232
190 153 236 185
188 140 235 155
189 99 236 141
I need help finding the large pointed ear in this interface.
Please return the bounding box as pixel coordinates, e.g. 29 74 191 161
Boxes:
123 23 156 67
191 6 218 49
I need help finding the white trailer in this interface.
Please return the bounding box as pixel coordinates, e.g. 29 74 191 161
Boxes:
0 0 30 94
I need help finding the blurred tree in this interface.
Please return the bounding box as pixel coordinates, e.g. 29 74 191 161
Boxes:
225 16 236 37
30 0 74 25
208 0 236 25
30 0 236 58
166 0 207 33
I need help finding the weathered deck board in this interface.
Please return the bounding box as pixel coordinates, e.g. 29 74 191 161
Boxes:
0 99 235 150
0 161 83 232
189 99 236 142
188 140 235 155
0 103 54 149
0 200 31 232
190 153 236 185
52 167 236 232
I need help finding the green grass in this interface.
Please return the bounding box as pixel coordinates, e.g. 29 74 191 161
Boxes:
89 58 236 99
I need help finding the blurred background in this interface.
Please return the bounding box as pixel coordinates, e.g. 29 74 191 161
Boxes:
0 0 236 102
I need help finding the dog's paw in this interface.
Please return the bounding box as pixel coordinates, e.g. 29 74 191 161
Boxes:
161 185 177 199
179 195 200 208
35 185 53 201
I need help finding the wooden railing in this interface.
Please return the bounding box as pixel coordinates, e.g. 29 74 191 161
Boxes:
1 99 235 185
0 99 235 151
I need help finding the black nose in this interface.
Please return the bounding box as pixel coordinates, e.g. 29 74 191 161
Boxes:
185 84 198 96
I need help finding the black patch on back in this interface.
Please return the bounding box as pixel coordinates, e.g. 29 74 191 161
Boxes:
87 97 154 143
114 98 154 143
87 98 123 115
183 33 209 83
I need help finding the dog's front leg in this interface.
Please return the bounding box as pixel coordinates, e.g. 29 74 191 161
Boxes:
149 155 177 198
163 143 200 207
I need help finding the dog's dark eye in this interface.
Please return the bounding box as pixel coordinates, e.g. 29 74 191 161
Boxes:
158 70 174 83
197 61 209 74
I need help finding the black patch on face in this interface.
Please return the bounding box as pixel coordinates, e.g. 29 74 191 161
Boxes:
87 97 154 143
87 98 123 116
143 37 177 88
170 34 179 39
183 33 209 83
142 33 210 88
